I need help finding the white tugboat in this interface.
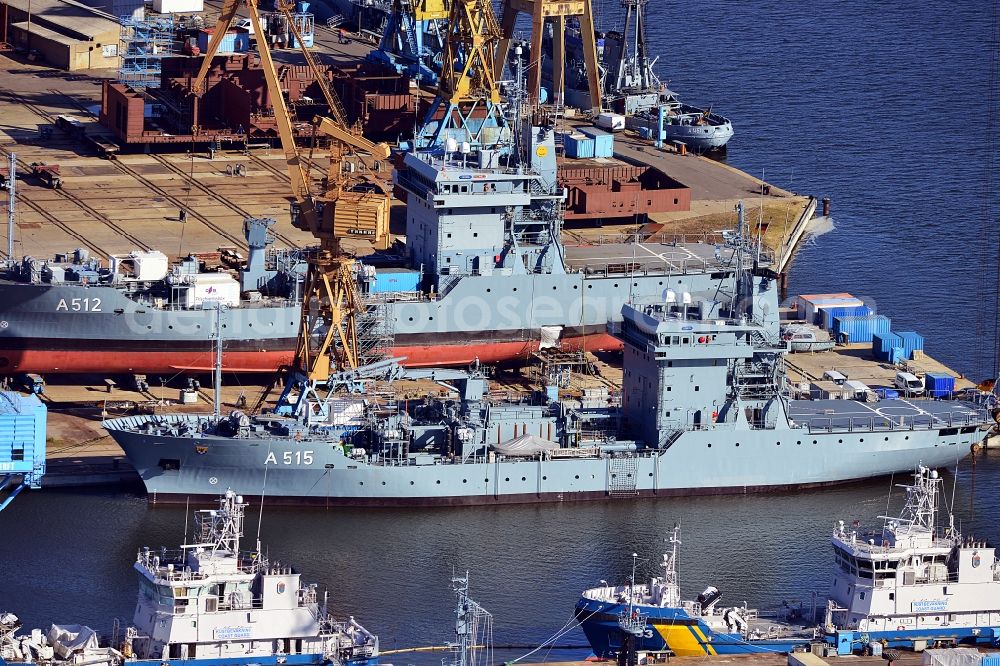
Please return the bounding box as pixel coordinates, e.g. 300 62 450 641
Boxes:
0 490 379 666
824 466 1000 651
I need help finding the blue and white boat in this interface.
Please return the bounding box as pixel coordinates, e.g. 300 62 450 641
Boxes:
823 466 1000 651
0 490 379 666
576 467 1000 659
575 526 817 657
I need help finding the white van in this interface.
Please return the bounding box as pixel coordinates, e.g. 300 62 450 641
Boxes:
845 380 877 402
894 371 924 396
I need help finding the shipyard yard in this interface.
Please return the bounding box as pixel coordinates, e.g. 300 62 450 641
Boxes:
1 1 999 666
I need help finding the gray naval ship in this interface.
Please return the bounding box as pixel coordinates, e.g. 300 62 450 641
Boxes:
3 134 734 374
0 218 306 375
102 213 993 505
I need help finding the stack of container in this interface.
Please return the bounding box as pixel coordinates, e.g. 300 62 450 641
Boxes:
564 134 595 159
823 304 873 330
832 314 891 343
795 293 866 325
873 331 904 362
924 372 955 398
579 126 614 158
894 331 925 360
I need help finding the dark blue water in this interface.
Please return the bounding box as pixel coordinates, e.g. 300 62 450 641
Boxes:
632 0 1000 379
2 2 999 663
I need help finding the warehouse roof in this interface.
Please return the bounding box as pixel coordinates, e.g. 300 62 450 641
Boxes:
10 21 81 47
2 0 119 40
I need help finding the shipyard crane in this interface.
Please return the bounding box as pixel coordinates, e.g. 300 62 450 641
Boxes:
419 0 508 148
192 0 392 382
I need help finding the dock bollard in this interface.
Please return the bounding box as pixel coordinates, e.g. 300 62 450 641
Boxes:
822 197 831 216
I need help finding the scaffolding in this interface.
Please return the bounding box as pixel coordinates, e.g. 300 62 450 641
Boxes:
117 4 176 90
355 296 395 367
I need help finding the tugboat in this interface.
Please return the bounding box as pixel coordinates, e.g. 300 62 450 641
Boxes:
577 467 1000 659
0 490 380 666
575 526 817 657
824 466 1000 650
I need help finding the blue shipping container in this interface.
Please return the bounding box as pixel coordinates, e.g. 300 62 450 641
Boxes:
824 304 873 330
578 126 614 157
872 331 903 361
370 269 420 293
564 134 595 159
0 391 46 486
832 314 890 344
894 331 924 360
924 372 955 398
198 28 250 54
982 654 1000 666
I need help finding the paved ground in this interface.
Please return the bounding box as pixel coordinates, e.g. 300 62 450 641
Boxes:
785 344 977 391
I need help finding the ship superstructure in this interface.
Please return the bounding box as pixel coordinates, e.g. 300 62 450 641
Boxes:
824 466 1000 649
0 490 379 666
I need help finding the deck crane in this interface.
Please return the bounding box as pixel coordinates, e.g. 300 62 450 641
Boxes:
192 0 392 384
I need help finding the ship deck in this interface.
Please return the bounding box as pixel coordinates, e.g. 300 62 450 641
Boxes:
564 241 734 274
787 398 986 431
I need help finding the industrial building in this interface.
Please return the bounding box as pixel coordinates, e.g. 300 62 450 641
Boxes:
0 0 120 70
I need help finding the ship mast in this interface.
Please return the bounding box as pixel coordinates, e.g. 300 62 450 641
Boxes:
213 302 225 419
660 525 682 608
617 552 646 638
881 466 942 532
450 573 493 666
6 151 15 264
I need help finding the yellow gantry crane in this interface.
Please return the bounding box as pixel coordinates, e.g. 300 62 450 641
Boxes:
193 0 392 382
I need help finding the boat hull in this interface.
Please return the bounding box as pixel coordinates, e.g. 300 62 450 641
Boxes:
0 331 622 374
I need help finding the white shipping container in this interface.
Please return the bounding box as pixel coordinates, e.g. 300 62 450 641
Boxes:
595 113 626 131
181 273 241 308
152 0 204 12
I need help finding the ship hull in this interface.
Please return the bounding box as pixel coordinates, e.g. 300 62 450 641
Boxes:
104 412 979 506
0 331 622 374
0 246 710 374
